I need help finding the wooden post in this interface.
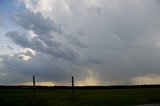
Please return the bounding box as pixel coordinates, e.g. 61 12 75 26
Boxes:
72 76 75 105
33 76 36 101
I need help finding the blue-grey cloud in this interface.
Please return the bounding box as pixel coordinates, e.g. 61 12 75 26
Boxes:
1 0 160 85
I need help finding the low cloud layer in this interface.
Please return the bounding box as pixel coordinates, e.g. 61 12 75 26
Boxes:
0 0 160 85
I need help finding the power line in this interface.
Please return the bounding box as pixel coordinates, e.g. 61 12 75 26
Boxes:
1 40 160 51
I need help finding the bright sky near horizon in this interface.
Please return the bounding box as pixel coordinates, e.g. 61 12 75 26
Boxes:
0 0 160 86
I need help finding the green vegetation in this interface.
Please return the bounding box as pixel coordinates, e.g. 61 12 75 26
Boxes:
0 88 160 106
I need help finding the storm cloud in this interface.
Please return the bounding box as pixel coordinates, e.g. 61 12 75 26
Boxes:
1 0 160 85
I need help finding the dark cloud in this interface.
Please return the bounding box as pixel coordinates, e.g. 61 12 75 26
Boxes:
11 11 62 47
6 30 82 64
7 45 14 50
13 12 62 35
5 10 100 65
5 10 83 64
1 0 160 85
0 51 91 84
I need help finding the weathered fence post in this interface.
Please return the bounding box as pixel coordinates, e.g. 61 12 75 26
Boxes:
72 76 75 105
33 76 36 101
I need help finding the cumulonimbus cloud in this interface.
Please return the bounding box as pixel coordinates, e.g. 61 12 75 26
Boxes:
1 0 160 85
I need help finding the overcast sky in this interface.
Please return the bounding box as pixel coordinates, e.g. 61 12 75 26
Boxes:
0 0 160 86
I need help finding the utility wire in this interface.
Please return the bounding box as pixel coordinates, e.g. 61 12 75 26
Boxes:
1 40 160 51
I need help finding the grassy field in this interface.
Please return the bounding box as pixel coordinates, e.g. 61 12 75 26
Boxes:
0 87 160 106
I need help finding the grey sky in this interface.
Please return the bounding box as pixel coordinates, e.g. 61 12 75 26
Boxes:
0 0 160 86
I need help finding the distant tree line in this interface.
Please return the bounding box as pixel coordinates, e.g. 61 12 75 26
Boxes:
0 84 160 89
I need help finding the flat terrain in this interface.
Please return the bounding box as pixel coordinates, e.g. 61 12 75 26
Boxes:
0 86 160 106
